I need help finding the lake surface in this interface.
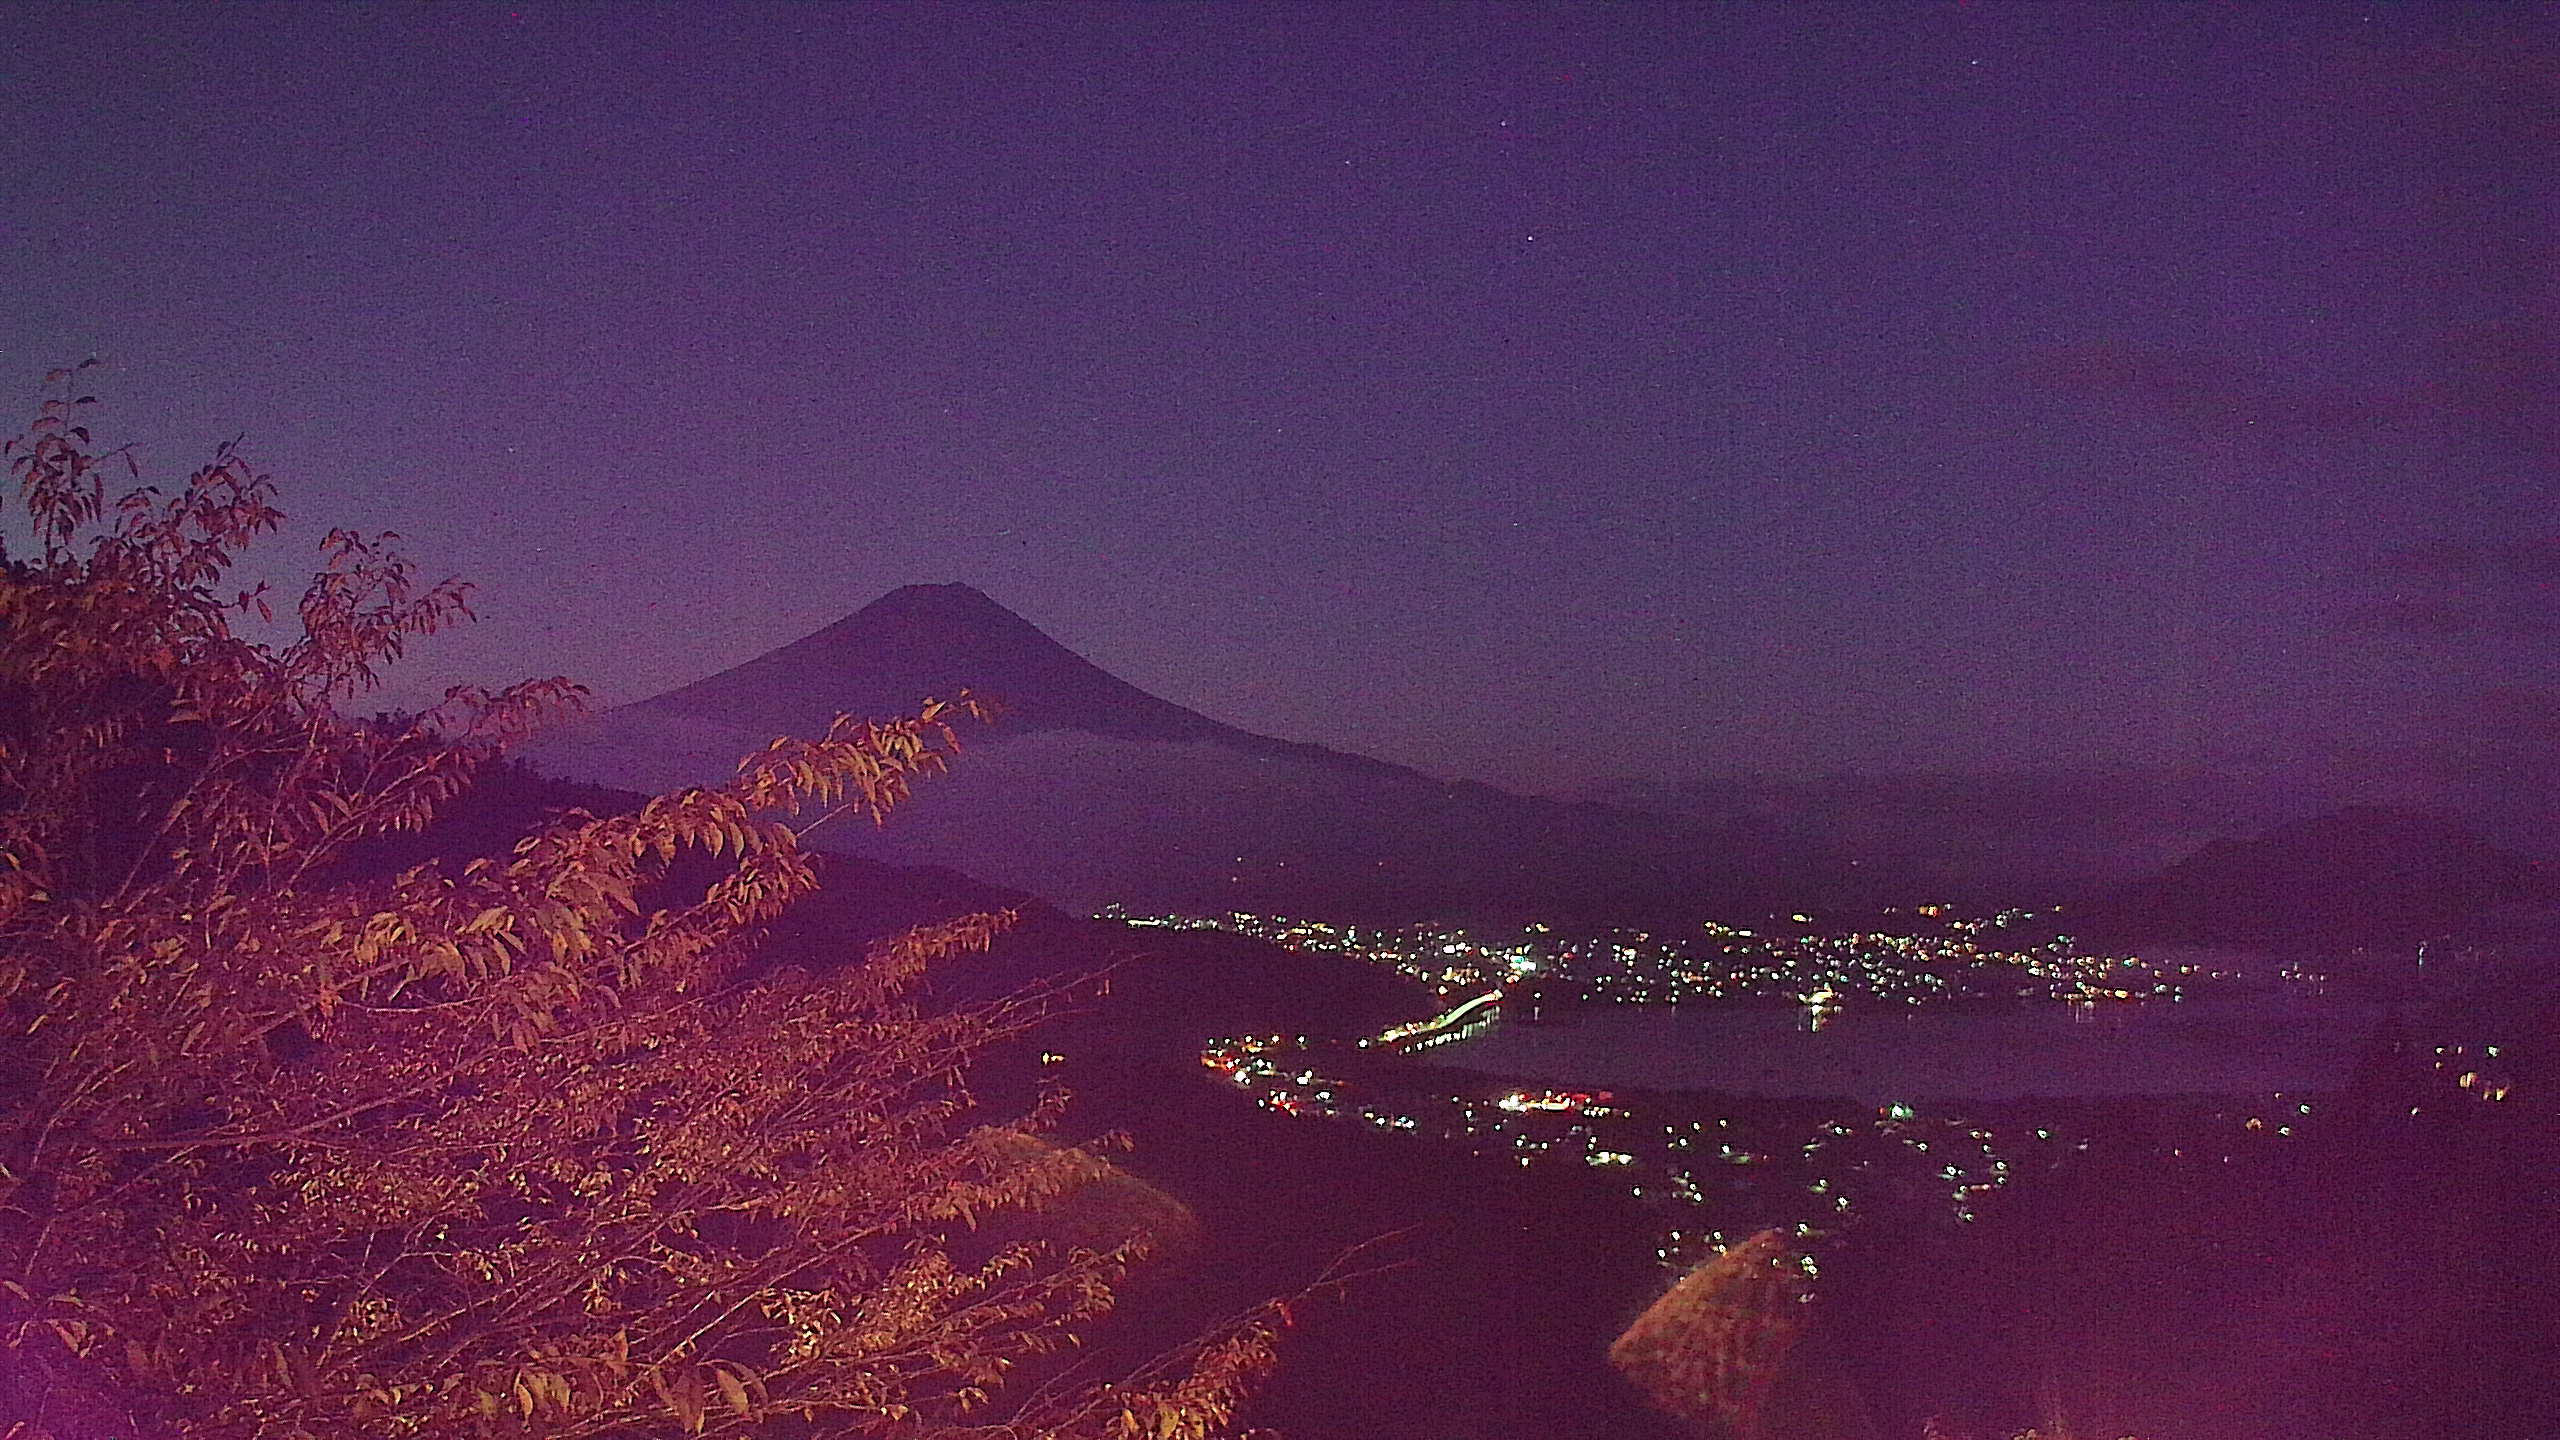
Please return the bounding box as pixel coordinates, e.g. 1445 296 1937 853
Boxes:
1437 993 2382 1101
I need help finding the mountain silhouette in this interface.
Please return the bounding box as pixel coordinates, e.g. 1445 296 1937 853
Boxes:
641 583 1228 744
2061 805 2551 946
539 585 1855 924
633 584 1444 782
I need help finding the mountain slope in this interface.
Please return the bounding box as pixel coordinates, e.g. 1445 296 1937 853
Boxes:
1580 766 2337 902
2060 805 2552 946
643 583 1223 742
540 585 1858 924
635 583 1405 780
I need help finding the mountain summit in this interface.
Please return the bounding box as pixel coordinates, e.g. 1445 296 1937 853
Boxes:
634 584 1403 778
637 583 1234 744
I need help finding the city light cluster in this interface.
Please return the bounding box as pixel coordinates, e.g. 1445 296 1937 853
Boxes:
1138 903 2523 1280
1105 903 2218 1019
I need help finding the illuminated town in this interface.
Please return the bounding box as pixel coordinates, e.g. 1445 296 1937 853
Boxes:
1110 905 2517 1273
1105 901 2245 1014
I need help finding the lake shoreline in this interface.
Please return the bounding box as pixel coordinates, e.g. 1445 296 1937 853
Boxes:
1417 992 2383 1104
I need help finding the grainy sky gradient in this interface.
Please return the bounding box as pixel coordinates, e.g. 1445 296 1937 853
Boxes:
4 2 2552 790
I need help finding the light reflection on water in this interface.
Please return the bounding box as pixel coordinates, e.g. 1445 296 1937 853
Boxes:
1440 993 2381 1101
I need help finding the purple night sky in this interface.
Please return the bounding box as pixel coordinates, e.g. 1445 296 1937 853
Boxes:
5 2 2552 793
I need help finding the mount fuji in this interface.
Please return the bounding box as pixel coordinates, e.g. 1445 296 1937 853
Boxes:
535 584 1838 924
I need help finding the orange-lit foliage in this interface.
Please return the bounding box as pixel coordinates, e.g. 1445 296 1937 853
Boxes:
1609 1230 1879 1440
0 370 1277 1438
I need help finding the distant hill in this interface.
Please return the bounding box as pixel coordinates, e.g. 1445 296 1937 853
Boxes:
2057 805 2554 948
536 585 1859 925
1579 766 2353 904
352 759 1428 1030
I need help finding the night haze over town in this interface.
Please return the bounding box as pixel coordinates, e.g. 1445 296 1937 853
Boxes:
1 5 2554 1440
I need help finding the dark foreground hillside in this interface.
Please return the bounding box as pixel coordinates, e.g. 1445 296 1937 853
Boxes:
372 764 1691 1438
371 766 2560 1439
1816 1088 2560 1439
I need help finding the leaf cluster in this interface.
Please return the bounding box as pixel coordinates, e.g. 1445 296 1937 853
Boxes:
0 380 1280 1439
